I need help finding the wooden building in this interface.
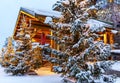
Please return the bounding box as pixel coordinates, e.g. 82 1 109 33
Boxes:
13 4 118 49
87 19 115 45
96 0 120 48
13 7 60 48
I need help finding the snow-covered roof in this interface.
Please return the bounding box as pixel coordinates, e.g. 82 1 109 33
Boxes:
20 7 61 18
87 19 113 29
111 30 118 34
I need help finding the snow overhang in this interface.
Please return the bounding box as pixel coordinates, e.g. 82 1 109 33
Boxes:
87 19 113 29
20 7 61 19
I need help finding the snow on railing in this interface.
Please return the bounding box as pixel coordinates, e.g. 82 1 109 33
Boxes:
111 50 120 54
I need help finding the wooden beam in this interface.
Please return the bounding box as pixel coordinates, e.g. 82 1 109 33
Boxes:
31 20 50 27
20 11 36 19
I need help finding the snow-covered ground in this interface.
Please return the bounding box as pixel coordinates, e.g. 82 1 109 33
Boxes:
0 75 62 83
111 61 120 83
0 66 63 83
115 78 120 83
0 63 120 83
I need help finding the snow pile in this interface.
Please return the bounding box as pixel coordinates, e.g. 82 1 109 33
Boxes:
62 0 69 5
111 30 118 34
116 77 120 83
44 17 52 24
0 66 8 77
111 61 120 71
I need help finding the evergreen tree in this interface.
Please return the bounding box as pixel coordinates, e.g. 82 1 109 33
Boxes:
3 17 42 75
46 0 115 82
1 37 15 67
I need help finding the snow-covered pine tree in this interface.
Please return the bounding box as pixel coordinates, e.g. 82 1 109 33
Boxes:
4 17 42 75
1 37 15 67
31 44 42 70
46 0 115 82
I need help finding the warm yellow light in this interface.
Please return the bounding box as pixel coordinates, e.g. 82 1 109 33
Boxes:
110 33 114 44
87 62 95 65
32 38 36 42
104 33 107 44
50 31 53 48
35 67 55 76
108 0 114 3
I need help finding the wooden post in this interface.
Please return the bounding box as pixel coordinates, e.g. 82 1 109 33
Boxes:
104 32 107 44
110 33 114 44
